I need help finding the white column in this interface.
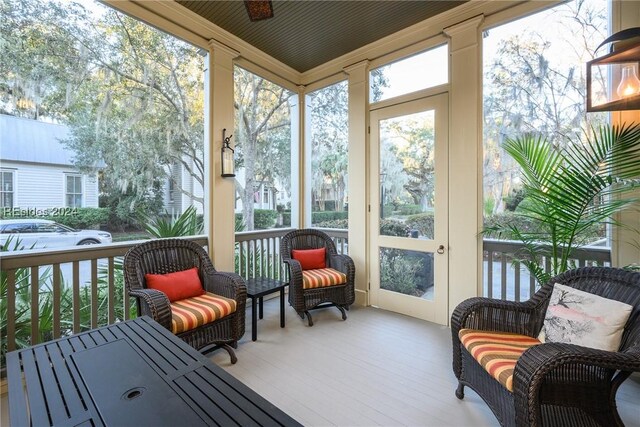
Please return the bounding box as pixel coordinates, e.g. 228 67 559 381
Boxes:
344 60 369 306
208 40 239 271
289 90 302 229
303 90 313 227
444 15 484 317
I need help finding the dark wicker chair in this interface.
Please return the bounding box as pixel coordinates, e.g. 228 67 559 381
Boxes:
451 267 640 427
124 238 246 364
281 229 355 326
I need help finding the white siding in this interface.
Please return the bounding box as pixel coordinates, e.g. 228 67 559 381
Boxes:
3 161 99 209
84 174 99 207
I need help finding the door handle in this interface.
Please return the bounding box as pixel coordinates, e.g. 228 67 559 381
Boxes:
437 245 445 254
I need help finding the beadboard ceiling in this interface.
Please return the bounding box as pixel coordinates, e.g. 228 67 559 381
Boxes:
175 1 466 72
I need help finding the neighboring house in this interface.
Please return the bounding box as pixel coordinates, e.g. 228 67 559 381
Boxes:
0 115 101 213
233 168 289 213
162 160 204 215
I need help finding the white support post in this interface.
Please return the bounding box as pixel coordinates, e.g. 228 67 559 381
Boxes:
208 40 239 271
444 15 484 317
344 60 370 306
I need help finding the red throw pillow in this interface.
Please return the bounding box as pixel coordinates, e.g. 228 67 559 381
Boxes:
145 267 204 302
291 248 326 270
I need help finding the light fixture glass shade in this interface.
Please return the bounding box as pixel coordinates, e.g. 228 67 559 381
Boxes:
221 142 235 177
616 64 640 98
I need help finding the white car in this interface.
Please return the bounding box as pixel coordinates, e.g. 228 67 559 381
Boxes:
0 219 112 250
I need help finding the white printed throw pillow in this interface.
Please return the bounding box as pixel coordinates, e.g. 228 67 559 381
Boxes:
538 283 633 352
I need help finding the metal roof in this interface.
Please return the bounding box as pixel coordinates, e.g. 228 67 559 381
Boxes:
0 115 78 167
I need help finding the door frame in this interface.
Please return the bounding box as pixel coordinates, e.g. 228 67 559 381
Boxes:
368 92 449 325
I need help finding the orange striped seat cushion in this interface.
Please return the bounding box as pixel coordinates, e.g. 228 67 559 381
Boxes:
170 292 237 334
302 268 347 289
459 329 541 392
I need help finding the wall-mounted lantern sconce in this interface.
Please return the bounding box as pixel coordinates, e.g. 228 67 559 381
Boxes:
587 28 640 112
221 128 235 178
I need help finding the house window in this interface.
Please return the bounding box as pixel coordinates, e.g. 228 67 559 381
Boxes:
0 170 14 208
66 175 83 207
263 187 270 206
306 81 349 229
369 44 448 103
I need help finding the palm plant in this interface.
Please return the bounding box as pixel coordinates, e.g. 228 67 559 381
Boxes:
139 205 203 238
487 123 640 285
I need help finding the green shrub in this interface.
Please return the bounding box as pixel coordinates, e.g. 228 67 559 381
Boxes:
483 197 496 217
282 211 291 227
311 211 348 223
1 207 109 229
503 188 525 211
315 219 348 229
483 212 605 244
235 214 245 232
380 219 409 237
254 209 278 229
379 248 422 296
382 204 394 218
406 213 434 238
398 204 422 215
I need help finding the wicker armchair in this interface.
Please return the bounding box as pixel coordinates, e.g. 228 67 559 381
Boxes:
281 229 355 326
451 267 640 427
124 238 246 364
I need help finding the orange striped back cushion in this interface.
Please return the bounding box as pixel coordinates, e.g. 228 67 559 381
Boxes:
459 329 541 392
170 292 237 334
302 268 347 289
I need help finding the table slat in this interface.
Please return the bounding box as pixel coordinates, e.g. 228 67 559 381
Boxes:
33 346 69 424
46 342 89 419
6 352 29 427
19 349 51 426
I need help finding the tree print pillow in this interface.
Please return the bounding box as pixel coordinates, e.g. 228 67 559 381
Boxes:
538 283 633 352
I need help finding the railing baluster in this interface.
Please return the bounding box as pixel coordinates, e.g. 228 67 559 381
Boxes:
73 261 80 334
487 251 493 298
30 266 39 345
7 269 16 352
53 263 61 339
529 271 536 298
91 259 98 329
108 257 115 324
124 268 131 320
514 260 521 302
500 253 507 300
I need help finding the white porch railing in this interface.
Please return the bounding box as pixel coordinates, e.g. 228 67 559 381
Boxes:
233 227 349 280
4 232 610 369
1 236 208 357
0 228 349 370
483 238 611 302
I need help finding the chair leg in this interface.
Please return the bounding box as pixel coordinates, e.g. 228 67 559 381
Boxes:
304 310 314 327
336 305 347 320
221 343 238 364
455 382 465 399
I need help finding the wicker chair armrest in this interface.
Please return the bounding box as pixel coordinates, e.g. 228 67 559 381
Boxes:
129 289 172 330
328 254 354 275
283 258 303 288
202 271 247 302
513 342 640 426
451 297 539 337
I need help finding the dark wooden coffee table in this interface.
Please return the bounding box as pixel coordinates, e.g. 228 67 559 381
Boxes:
6 316 300 426
246 277 288 341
